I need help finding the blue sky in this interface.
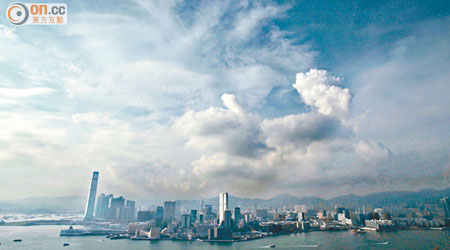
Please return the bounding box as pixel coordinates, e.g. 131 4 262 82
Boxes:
0 0 449 200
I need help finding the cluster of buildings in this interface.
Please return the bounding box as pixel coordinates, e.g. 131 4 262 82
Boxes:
80 171 450 241
84 172 136 224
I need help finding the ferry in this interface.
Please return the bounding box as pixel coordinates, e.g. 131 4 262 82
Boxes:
60 226 87 236
60 226 127 236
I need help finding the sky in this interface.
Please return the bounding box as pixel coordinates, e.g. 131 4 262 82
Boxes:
0 0 449 201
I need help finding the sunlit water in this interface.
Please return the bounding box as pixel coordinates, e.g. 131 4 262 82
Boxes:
0 226 449 249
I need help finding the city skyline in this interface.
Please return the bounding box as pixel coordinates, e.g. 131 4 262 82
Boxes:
0 0 449 201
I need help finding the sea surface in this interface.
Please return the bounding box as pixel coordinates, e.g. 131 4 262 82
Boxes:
0 226 449 249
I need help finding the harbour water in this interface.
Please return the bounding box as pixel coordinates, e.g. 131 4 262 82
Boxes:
0 226 449 249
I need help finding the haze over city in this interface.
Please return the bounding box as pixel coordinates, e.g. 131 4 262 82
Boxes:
0 0 449 202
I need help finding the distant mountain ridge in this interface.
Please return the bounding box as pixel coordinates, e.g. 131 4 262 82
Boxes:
0 195 86 214
1 188 449 214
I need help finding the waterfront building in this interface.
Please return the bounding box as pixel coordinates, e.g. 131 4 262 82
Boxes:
149 227 161 239
208 228 232 240
364 219 395 231
297 221 310 231
108 196 125 221
196 223 215 237
95 193 112 219
298 212 306 221
219 192 229 224
122 200 136 222
128 222 152 234
84 171 99 221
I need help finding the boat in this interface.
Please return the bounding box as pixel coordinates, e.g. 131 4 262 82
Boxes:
269 244 276 248
60 226 127 236
13 239 22 242
60 226 87 236
351 229 366 234
63 243 70 246
109 234 128 240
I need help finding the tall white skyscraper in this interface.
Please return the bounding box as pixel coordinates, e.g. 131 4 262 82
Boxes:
219 192 228 224
84 171 99 221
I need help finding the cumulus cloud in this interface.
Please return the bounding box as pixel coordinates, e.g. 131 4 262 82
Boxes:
175 93 268 158
171 69 392 197
293 69 351 117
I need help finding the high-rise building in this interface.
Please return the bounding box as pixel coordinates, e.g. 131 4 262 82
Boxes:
95 193 112 219
163 201 176 223
219 192 228 224
298 212 306 221
122 200 136 222
181 214 191 228
234 207 241 222
175 200 181 218
317 209 327 219
108 196 125 221
441 197 450 218
155 206 164 227
204 204 213 220
224 210 232 229
137 210 155 222
84 171 99 221
295 204 308 213
190 209 197 225
205 204 212 214
199 213 204 224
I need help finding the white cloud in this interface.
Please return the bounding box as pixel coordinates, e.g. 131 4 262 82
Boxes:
171 69 391 197
174 93 267 158
355 140 392 163
0 25 17 41
293 69 351 117
0 87 55 98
